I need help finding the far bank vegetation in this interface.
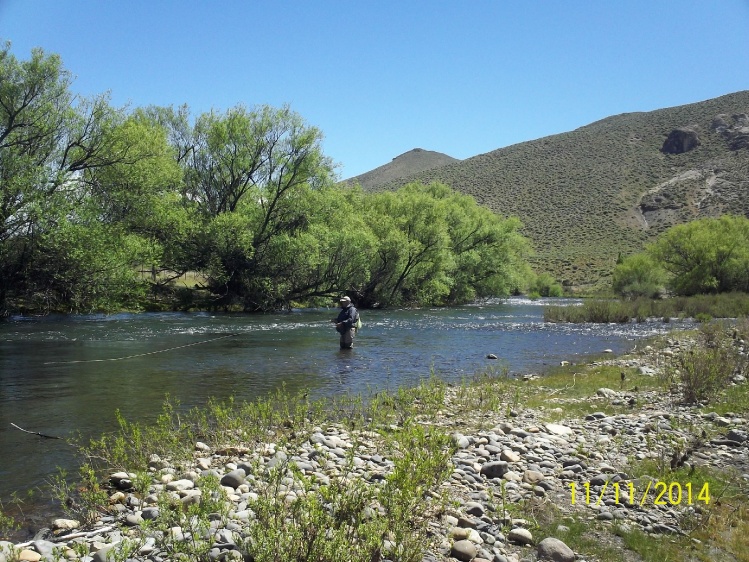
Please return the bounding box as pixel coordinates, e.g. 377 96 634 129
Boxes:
0 44 531 315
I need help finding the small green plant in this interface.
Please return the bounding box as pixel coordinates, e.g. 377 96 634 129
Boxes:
695 312 712 323
0 502 20 541
49 464 109 526
0 542 20 562
664 324 745 404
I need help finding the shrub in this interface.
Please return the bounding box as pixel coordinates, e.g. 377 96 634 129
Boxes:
612 253 666 298
530 272 564 297
665 323 748 404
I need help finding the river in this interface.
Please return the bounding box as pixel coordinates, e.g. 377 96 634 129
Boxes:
0 298 689 510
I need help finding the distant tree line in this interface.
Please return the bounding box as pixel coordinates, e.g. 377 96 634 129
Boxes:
613 215 749 298
1 44 532 314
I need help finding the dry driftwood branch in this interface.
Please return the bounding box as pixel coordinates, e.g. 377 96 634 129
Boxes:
10 423 62 440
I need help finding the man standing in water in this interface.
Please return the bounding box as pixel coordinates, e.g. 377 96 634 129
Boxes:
333 296 358 349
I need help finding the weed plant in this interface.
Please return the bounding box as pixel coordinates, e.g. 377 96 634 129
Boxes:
662 322 748 404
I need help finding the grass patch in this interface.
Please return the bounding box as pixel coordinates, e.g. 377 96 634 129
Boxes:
544 293 749 323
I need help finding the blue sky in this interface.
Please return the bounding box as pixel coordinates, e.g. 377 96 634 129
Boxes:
2 1 748 179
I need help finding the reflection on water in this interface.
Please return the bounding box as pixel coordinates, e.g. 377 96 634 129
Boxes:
0 298 689 503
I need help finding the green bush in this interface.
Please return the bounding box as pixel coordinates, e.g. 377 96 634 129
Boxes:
530 272 564 297
664 323 747 404
612 253 666 298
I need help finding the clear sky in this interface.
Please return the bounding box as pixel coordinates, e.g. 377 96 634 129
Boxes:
2 1 748 179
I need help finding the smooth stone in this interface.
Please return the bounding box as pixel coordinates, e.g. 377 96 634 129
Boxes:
500 450 521 463
465 502 485 517
166 479 195 491
450 540 477 562
142 507 160 520
727 429 748 443
449 527 470 540
508 527 534 545
92 545 115 562
51 518 80 531
522 470 545 484
480 461 509 478
453 434 472 449
29 541 56 558
537 537 575 562
220 469 246 489
467 528 484 544
544 423 573 436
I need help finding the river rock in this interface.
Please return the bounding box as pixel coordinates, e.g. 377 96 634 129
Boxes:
51 518 80 531
0 543 16 562
523 469 545 485
508 527 533 545
537 537 575 561
450 539 477 561
501 449 521 462
220 469 246 488
453 433 472 449
30 541 55 559
726 429 748 443
16 551 41 562
480 461 509 479
465 501 485 517
544 423 573 436
166 478 195 491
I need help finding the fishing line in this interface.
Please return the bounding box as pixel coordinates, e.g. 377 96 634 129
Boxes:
43 333 239 365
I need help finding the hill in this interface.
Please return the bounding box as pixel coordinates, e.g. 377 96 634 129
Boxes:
359 91 749 291
343 148 459 191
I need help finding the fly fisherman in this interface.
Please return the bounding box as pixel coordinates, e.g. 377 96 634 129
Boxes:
332 296 358 349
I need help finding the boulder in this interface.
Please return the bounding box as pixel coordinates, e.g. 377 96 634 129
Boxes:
661 128 701 154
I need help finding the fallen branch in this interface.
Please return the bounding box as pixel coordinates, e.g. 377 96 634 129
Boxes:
14 525 118 547
546 372 577 396
10 423 62 440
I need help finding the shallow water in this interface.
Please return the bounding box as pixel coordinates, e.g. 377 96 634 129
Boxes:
0 298 689 504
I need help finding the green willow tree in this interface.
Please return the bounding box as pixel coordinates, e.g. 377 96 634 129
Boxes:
611 253 666 299
612 215 749 297
0 43 166 312
355 182 531 308
649 215 749 295
158 103 339 310
2 45 533 314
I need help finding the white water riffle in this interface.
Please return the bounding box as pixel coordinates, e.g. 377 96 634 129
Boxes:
0 297 690 502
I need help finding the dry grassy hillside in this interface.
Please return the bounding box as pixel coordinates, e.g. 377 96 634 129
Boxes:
344 148 459 191
367 91 749 291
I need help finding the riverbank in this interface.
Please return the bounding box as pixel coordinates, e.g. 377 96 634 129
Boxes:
1 321 747 562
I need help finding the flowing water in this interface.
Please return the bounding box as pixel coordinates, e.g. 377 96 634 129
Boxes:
0 298 690 509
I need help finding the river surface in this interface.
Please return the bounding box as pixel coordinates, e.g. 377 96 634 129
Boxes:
0 298 690 507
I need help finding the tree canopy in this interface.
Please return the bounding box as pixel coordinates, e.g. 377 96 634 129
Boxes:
612 215 749 298
1 45 532 314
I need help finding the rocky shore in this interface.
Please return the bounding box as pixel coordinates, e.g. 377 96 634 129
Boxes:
1 330 747 562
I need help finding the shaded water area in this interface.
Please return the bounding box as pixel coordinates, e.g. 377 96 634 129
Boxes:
0 298 691 513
